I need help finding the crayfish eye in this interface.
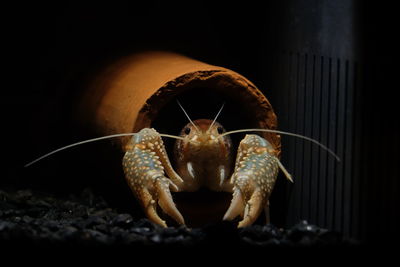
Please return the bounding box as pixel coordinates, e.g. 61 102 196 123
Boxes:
217 126 224 134
184 127 191 135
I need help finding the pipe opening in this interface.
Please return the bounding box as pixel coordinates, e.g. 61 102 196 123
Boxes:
151 87 259 162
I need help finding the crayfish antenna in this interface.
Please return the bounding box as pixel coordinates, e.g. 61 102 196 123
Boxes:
207 102 225 133
176 100 200 132
219 128 341 163
24 132 185 167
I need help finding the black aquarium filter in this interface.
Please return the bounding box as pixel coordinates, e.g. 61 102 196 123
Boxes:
263 0 399 242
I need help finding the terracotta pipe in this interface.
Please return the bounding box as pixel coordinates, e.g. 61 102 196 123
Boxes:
73 51 283 226
77 51 281 156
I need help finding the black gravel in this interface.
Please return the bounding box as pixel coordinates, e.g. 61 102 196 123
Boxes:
0 188 357 249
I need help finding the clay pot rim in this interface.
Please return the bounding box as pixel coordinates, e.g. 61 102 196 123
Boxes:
133 69 281 156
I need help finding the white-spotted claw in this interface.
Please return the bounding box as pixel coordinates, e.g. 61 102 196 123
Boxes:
123 128 185 227
223 134 282 227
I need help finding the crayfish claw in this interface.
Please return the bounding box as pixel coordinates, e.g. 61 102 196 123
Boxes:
123 128 185 227
238 189 264 228
155 178 185 225
140 187 168 227
224 134 284 228
223 188 244 221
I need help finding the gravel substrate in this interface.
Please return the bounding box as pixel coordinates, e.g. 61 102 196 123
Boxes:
0 188 356 249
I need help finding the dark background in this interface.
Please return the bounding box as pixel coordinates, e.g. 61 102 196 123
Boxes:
2 1 399 243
